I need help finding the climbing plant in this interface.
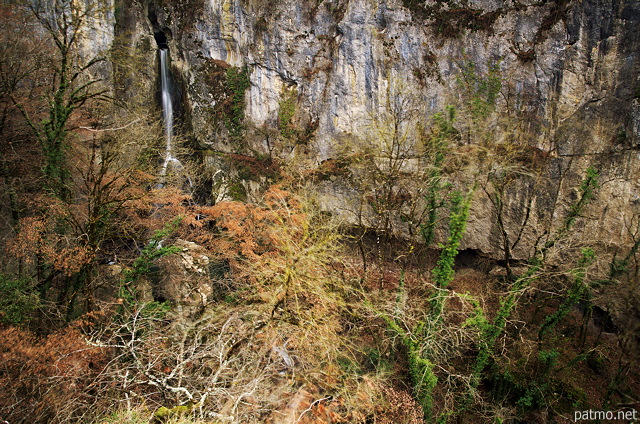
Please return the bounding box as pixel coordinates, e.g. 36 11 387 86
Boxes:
119 216 183 306
278 87 298 140
465 167 600 408
224 65 251 142
429 188 474 319
538 248 595 341
382 186 474 420
420 105 457 246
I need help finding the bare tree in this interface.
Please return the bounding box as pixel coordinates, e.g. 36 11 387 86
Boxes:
7 0 111 200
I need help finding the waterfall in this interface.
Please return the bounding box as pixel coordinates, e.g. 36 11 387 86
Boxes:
157 48 184 188
160 49 173 163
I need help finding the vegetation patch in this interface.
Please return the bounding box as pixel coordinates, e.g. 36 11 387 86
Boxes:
534 0 573 43
224 66 252 143
227 152 281 181
305 156 353 182
1 3 639 424
403 0 571 44
198 61 252 147
402 0 503 38
278 87 298 139
0 274 40 326
433 7 502 37
276 87 319 145
413 50 441 85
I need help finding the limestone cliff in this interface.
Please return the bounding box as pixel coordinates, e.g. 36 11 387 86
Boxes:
112 0 639 261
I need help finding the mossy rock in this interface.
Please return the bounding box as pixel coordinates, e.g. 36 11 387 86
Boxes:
153 402 198 423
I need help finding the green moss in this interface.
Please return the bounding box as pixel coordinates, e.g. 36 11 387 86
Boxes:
409 351 438 419
152 402 198 423
227 181 247 202
278 88 298 139
99 406 150 424
224 66 251 143
153 406 171 420
199 61 252 147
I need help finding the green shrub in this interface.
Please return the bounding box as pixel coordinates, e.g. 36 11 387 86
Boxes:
0 274 40 325
224 66 251 141
278 88 298 139
120 216 183 305
420 105 457 246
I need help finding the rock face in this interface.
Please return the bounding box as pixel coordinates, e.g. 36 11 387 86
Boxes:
111 0 639 259
155 239 214 316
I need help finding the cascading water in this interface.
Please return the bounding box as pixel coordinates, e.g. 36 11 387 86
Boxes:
157 48 184 188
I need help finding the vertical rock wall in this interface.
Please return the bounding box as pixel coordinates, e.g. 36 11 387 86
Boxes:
114 0 640 258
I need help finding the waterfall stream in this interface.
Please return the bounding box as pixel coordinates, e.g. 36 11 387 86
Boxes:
157 48 184 188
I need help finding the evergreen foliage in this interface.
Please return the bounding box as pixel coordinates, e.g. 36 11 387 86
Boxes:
468 167 600 402
120 216 183 304
224 66 251 141
0 3 636 423
420 105 457 246
431 190 474 290
538 248 595 341
457 59 502 123
381 311 439 420
383 185 474 420
0 274 41 325
608 237 640 279
278 87 298 139
429 188 474 319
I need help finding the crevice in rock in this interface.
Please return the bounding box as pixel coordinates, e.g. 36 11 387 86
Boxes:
154 30 169 49
148 6 172 49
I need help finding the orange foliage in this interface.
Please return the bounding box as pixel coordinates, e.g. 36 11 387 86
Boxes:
6 160 155 277
190 185 307 261
0 323 110 424
125 186 192 232
8 215 94 277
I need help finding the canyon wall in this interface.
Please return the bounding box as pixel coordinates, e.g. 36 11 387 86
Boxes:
111 0 639 261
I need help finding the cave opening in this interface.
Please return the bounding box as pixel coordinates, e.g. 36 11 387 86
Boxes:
154 31 169 49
